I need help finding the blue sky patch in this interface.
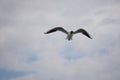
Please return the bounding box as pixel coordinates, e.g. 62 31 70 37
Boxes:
61 45 85 61
97 49 109 55
25 54 38 63
64 55 83 61
0 68 28 80
19 50 38 63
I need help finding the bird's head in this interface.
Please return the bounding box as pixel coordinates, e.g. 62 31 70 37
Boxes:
70 31 74 34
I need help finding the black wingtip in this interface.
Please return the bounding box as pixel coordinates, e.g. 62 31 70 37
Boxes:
88 36 92 39
90 37 92 39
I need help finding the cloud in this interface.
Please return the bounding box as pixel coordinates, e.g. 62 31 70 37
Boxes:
0 0 120 80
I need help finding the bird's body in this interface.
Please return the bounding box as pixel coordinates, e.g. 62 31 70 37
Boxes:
45 27 92 40
66 31 74 40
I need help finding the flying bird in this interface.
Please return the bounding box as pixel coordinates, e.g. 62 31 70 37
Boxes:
44 27 92 40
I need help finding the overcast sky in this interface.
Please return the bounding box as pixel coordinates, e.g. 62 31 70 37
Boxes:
0 0 120 80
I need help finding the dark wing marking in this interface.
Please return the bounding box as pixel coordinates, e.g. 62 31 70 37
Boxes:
44 27 68 34
74 28 92 39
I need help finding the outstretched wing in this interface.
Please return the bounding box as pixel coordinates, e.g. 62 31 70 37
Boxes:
74 28 92 39
44 27 68 34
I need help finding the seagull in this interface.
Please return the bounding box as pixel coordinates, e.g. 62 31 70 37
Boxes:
44 27 92 40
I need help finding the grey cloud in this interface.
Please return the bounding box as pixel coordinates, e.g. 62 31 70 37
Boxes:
99 18 120 25
1 0 119 28
0 0 21 27
0 0 120 80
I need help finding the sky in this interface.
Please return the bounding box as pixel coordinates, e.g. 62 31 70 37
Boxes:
0 0 120 80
